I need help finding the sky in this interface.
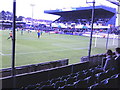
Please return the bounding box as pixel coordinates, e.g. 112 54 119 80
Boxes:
0 0 118 21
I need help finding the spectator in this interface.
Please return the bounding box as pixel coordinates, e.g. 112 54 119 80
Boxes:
103 49 116 71
115 47 120 60
101 57 106 68
115 47 120 73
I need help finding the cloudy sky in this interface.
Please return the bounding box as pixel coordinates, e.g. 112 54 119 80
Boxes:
0 0 118 20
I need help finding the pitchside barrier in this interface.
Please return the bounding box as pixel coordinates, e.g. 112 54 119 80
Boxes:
1 61 89 88
0 58 69 77
81 52 116 68
81 54 106 68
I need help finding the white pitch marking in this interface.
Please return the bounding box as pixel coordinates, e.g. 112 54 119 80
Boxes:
0 52 4 55
1 47 88 56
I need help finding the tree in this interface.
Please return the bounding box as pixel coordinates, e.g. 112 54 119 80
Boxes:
0 10 24 21
16 16 24 21
6 11 13 20
0 11 13 20
1 10 6 20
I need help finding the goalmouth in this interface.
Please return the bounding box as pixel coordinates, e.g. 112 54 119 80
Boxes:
93 32 120 49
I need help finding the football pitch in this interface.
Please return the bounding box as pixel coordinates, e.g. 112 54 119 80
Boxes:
0 30 119 69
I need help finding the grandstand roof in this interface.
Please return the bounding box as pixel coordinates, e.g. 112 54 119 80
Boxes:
106 0 120 6
44 5 116 24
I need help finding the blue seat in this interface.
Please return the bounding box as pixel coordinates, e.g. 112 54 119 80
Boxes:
54 81 66 88
92 68 103 75
85 70 93 77
39 80 50 86
76 72 86 80
91 79 108 89
105 69 116 77
50 77 61 85
61 84 75 88
107 77 119 88
98 72 108 82
39 85 54 89
24 84 36 89
60 75 69 81
87 75 97 86
91 83 106 89
69 73 78 78
66 77 76 85
74 79 88 88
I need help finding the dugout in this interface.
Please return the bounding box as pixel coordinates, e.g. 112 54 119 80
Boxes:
44 5 116 26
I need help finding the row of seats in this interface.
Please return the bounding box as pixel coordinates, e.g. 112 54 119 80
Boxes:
91 74 120 89
20 66 120 89
1 59 69 77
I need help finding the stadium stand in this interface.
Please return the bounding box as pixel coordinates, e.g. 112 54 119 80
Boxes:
1 52 119 89
44 5 116 26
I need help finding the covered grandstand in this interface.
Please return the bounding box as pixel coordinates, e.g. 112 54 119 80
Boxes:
44 5 116 26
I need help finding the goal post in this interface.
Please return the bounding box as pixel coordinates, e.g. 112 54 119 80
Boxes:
93 31 119 49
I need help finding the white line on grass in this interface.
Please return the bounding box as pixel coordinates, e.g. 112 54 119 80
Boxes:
0 52 4 55
2 47 88 56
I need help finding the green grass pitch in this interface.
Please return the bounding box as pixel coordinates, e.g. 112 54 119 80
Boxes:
0 30 119 69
